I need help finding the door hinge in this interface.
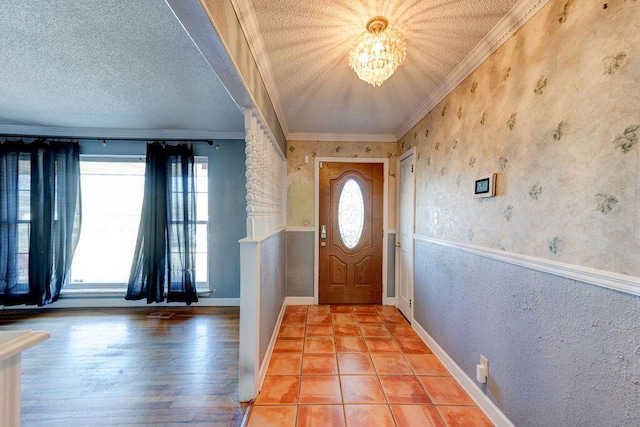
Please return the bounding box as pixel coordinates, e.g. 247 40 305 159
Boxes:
409 299 412 308
411 164 414 173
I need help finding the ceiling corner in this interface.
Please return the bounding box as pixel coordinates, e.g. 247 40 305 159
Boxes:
394 0 551 141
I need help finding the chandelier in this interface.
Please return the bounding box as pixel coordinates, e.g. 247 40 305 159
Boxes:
349 16 406 87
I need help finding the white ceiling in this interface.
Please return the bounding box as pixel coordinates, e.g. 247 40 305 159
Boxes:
234 0 534 141
0 0 244 139
0 0 544 143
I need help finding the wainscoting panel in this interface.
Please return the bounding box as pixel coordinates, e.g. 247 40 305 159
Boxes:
414 239 639 426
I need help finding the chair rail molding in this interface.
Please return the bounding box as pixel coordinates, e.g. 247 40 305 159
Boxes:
415 235 640 297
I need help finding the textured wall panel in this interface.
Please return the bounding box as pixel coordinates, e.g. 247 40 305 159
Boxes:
286 140 397 228
387 232 396 298
398 0 640 276
286 231 314 297
259 230 286 365
414 239 640 426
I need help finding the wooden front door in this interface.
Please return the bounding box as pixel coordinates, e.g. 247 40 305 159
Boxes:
319 162 384 304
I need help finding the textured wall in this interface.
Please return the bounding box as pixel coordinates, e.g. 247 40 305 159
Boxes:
209 140 247 298
397 0 640 424
286 140 397 228
285 230 396 298
398 0 640 276
387 233 396 298
259 230 286 365
286 231 314 297
415 239 640 426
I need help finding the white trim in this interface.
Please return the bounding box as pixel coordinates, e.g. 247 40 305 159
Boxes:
285 296 315 305
239 241 260 402
385 297 396 306
314 157 389 305
4 297 240 309
286 227 314 232
0 124 244 141
231 0 290 138
398 147 416 162
239 226 285 244
257 300 287 392
415 235 640 298
394 0 551 140
395 148 416 322
287 132 397 143
412 320 515 427
387 229 397 234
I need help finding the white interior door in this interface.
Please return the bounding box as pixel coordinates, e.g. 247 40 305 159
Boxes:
397 151 415 321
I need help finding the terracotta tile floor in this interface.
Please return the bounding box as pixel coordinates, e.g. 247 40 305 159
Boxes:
247 305 493 427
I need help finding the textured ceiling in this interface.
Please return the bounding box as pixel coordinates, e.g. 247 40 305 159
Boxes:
0 0 243 138
237 0 523 140
0 0 539 143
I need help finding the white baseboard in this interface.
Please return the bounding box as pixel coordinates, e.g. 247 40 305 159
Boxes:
385 297 396 306
285 296 315 305
3 297 240 309
412 320 514 427
257 300 287 392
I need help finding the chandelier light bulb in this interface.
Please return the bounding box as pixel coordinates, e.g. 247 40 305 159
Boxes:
349 16 407 87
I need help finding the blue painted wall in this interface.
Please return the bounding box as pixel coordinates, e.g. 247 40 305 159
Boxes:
207 140 247 298
79 139 246 299
414 240 640 426
259 230 286 364
286 231 314 297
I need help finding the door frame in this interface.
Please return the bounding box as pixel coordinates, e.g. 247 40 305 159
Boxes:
314 157 389 305
395 147 416 321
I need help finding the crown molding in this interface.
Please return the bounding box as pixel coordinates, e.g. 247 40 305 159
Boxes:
231 0 290 137
394 0 551 140
287 132 397 143
0 124 245 140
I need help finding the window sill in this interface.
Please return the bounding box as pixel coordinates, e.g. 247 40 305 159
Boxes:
60 289 213 298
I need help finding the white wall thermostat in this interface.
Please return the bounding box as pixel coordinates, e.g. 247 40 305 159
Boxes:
473 173 496 198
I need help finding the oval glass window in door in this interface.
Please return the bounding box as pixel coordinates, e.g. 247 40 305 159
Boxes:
338 179 365 249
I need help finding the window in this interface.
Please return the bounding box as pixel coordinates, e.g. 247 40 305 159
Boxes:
338 178 365 249
68 156 208 290
15 155 31 287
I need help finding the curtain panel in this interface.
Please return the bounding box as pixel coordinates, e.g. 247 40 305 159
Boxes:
127 143 198 305
0 140 81 306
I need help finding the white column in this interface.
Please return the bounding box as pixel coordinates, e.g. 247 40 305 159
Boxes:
239 107 286 401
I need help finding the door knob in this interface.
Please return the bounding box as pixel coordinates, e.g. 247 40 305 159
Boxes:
395 242 401 248
320 242 326 247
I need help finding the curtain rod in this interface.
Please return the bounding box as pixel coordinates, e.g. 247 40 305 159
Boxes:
0 135 216 145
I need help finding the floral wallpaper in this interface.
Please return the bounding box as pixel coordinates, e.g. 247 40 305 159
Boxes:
398 0 640 277
286 140 397 227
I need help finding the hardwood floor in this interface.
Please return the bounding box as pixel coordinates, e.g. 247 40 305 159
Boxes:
0 306 244 426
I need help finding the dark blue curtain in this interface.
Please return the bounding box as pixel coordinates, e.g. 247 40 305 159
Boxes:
126 143 198 305
0 140 81 306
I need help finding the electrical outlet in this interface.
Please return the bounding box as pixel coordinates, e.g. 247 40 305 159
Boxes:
480 355 489 377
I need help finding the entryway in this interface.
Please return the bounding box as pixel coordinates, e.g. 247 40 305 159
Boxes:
317 162 384 304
